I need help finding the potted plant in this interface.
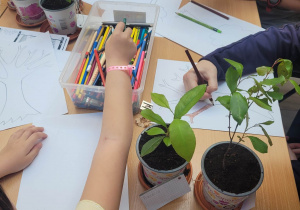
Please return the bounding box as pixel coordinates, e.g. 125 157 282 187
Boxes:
136 84 207 186
197 58 300 209
13 0 46 25
40 0 77 35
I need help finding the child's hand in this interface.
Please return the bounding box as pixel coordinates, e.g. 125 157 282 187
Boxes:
183 60 218 100
0 125 47 178
105 22 137 68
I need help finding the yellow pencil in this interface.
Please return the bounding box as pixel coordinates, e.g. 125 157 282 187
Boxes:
131 27 136 38
98 26 110 50
96 26 104 41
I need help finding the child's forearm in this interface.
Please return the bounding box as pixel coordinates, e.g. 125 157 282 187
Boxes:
81 70 133 209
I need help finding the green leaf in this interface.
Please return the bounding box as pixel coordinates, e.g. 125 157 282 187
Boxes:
256 66 272 76
248 86 259 94
141 109 167 128
278 59 293 79
163 137 171 147
267 91 283 100
247 136 268 153
146 127 166 136
169 119 196 162
140 136 164 157
260 121 274 125
253 78 271 102
216 95 231 110
230 92 248 125
174 84 206 119
226 66 240 94
258 125 273 146
261 75 286 86
151 93 172 111
249 97 272 111
272 85 279 92
224 58 243 77
289 79 300 95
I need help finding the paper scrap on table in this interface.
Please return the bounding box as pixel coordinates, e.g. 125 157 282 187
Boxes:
17 113 129 210
0 26 69 50
152 59 285 137
0 33 68 131
156 2 264 56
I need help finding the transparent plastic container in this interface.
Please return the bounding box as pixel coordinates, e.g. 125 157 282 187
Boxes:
59 1 159 114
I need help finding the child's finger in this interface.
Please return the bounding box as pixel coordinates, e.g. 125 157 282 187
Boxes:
292 148 300 155
124 27 132 37
115 22 125 32
22 126 45 140
25 132 47 153
289 143 300 149
10 127 28 139
26 142 43 163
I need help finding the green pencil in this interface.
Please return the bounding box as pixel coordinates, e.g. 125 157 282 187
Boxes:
175 12 222 33
123 18 126 31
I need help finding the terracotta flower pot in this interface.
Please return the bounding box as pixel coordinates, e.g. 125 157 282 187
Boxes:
136 124 189 186
199 141 264 209
13 0 46 24
40 0 77 35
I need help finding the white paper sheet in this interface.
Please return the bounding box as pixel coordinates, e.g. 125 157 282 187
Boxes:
0 33 68 131
156 2 264 56
17 113 129 210
152 59 285 137
0 26 69 50
54 50 71 72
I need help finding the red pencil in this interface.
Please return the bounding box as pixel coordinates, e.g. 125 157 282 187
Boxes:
75 53 88 84
94 49 106 86
134 51 145 89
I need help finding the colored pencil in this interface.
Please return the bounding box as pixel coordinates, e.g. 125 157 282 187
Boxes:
191 0 229 20
134 51 145 89
80 31 98 84
175 12 222 33
131 39 146 86
94 49 106 86
185 49 214 105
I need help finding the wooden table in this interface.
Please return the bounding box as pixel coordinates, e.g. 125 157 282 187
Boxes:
0 0 299 209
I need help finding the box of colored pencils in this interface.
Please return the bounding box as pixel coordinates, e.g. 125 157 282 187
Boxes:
59 2 159 114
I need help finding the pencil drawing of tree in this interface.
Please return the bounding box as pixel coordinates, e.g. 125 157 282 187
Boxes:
0 44 52 125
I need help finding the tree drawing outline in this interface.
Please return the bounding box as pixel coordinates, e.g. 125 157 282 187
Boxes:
0 43 52 126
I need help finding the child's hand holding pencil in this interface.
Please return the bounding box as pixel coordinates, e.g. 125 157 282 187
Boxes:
183 56 218 102
105 22 137 68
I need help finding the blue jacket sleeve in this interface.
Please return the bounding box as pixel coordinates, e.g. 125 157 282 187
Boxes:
201 24 300 80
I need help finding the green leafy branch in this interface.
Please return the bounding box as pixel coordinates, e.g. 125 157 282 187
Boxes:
217 58 300 167
140 84 207 162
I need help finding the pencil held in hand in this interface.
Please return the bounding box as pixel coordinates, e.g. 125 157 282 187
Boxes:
185 49 214 105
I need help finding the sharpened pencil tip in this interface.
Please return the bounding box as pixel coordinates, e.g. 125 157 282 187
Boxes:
209 98 214 106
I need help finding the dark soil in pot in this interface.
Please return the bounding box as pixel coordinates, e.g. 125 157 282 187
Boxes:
204 143 261 194
138 125 186 171
41 0 72 10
